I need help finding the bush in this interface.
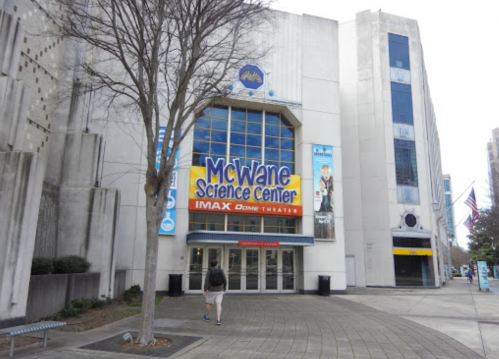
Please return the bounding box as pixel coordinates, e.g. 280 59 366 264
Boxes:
31 258 54 275
53 255 91 274
55 297 109 319
123 285 141 306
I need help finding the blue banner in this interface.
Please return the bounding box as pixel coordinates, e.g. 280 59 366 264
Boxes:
156 127 179 235
493 265 499 280
477 261 489 289
312 144 335 239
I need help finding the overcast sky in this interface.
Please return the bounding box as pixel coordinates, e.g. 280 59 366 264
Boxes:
273 0 499 248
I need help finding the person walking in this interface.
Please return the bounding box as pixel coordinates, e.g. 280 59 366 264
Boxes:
203 260 227 325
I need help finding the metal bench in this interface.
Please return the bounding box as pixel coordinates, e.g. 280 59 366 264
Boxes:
0 321 66 357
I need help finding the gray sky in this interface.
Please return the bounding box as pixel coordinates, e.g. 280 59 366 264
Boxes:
273 0 499 248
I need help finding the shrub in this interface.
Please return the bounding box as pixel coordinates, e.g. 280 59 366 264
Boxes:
31 258 54 275
123 285 141 306
56 297 109 319
53 255 91 274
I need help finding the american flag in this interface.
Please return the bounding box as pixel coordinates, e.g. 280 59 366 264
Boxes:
465 188 479 223
463 215 475 240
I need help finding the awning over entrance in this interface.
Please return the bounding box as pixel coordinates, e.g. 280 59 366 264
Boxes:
187 231 314 246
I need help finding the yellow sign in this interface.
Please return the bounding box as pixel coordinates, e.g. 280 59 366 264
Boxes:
393 249 433 256
188 158 302 216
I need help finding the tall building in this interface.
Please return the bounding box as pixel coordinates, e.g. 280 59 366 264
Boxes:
487 128 499 206
339 10 450 287
443 175 457 247
0 2 452 327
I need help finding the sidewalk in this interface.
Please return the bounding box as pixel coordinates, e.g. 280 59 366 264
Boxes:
340 277 499 358
2 279 497 359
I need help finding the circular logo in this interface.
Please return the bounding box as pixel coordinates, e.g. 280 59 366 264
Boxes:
167 195 176 209
161 217 174 232
239 65 264 90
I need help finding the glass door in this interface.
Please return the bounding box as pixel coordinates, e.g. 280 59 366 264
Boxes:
188 247 204 290
245 249 260 291
282 249 295 291
227 248 242 291
265 249 279 291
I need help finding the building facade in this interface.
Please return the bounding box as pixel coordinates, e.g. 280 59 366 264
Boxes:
443 175 457 247
339 10 450 287
487 128 499 206
0 2 452 326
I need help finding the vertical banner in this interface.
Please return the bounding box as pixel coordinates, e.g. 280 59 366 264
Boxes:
477 261 489 290
313 144 335 239
156 127 179 235
493 265 499 280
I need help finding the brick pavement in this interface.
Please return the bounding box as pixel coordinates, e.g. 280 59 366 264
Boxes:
4 293 485 359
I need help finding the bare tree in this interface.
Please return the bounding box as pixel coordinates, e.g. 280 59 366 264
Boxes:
53 0 273 345
450 245 469 270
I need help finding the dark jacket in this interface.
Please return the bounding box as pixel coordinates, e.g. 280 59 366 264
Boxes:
204 267 227 292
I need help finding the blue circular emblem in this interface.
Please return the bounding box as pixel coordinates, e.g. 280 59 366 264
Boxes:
239 65 264 90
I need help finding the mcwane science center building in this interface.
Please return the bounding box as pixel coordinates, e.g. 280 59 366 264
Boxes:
110 10 450 294
146 13 345 295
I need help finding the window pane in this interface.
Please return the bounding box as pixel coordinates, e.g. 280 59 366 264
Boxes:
245 225 260 233
212 106 228 118
208 214 225 224
195 117 210 129
230 145 245 157
265 160 279 168
281 163 294 174
210 155 225 165
245 216 261 226
246 159 259 167
246 134 262 147
212 118 227 130
194 128 210 141
264 226 279 233
211 131 227 143
281 150 294 162
281 227 295 234
265 125 279 137
264 217 279 226
265 149 279 161
231 108 246 121
200 107 211 117
247 147 262 159
207 223 224 231
210 143 226 156
265 137 279 148
281 127 294 138
247 123 262 135
280 218 295 227
193 141 209 153
190 213 206 223
281 138 294 150
230 133 245 145
231 120 246 132
266 112 280 125
247 110 262 123
280 116 292 127
228 215 244 225
189 223 205 231
192 153 207 166
228 225 243 232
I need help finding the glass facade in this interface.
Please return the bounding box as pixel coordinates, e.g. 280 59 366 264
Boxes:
189 213 296 234
193 105 295 174
443 177 455 238
389 33 419 203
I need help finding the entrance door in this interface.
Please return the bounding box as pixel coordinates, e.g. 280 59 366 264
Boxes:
187 246 222 292
263 248 295 293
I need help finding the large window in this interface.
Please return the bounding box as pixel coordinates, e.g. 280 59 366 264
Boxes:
391 83 413 125
389 33 410 69
189 213 296 234
394 139 418 186
192 106 295 174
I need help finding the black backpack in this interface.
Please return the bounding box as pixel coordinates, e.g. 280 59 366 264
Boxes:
209 267 224 286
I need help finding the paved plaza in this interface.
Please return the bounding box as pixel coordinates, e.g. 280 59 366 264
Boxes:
3 278 498 359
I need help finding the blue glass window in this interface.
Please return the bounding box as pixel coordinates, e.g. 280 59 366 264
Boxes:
391 83 413 124
194 106 295 173
389 33 410 69
394 139 418 186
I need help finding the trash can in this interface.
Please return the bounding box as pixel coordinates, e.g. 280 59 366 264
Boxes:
318 275 331 296
169 274 183 297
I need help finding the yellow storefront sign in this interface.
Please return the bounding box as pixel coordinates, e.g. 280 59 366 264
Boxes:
393 248 433 256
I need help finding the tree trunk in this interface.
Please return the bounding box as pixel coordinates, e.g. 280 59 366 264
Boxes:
137 194 160 345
